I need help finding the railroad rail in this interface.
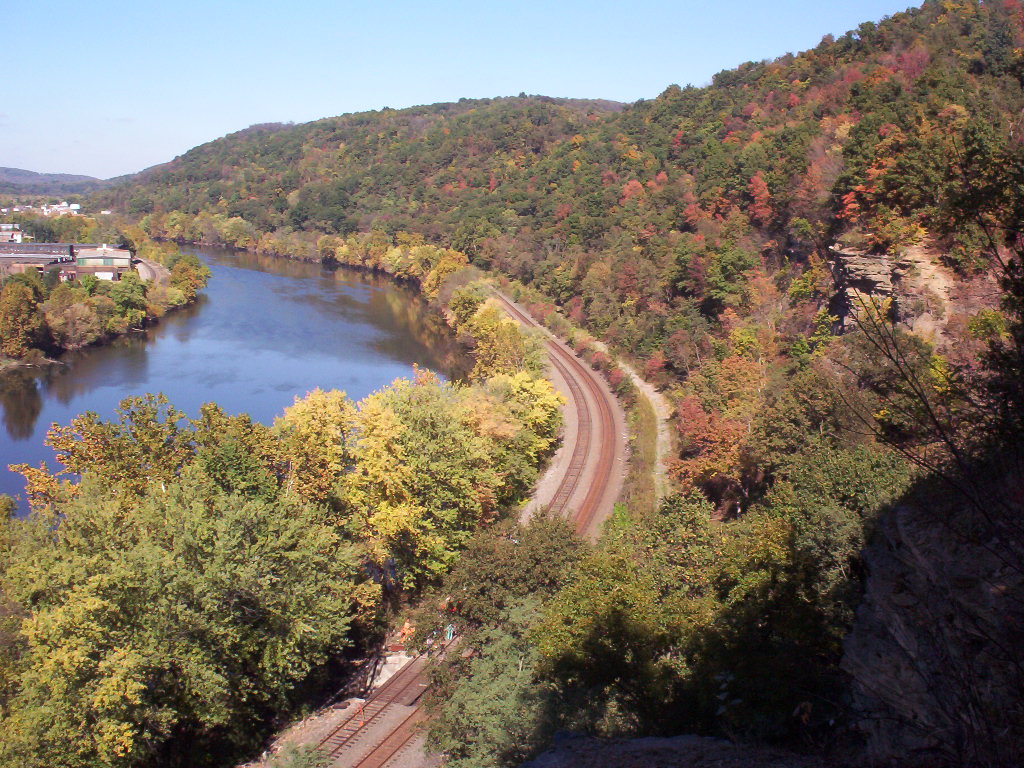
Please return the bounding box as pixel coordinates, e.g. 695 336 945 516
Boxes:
544 351 591 515
348 707 426 768
493 293 620 536
316 652 430 762
322 296 624 766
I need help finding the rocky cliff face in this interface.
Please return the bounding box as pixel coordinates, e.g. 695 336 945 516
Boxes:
842 470 1024 767
830 246 898 297
827 244 996 352
828 245 907 329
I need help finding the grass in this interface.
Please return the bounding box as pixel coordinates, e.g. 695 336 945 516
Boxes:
618 391 659 517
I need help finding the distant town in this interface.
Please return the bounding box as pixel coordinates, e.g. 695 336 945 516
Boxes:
1 201 112 217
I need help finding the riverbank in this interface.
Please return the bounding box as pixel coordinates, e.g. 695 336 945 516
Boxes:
0 355 60 373
168 232 674 514
0 246 471 509
0 249 209 370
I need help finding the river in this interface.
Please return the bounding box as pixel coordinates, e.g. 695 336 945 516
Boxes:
0 246 467 510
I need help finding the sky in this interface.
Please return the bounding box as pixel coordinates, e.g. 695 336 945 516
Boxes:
4 0 919 179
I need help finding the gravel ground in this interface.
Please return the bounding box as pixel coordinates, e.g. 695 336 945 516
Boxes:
521 733 834 768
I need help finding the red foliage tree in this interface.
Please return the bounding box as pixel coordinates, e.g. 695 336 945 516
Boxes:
748 171 774 225
620 179 646 203
607 366 625 390
645 350 667 380
565 296 585 325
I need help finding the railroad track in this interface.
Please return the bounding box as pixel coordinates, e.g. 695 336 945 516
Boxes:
347 706 426 768
316 652 429 763
545 352 592 514
494 294 620 536
321 296 623 766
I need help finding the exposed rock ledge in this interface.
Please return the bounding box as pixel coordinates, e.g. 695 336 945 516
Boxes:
828 245 902 324
827 244 959 336
829 245 898 295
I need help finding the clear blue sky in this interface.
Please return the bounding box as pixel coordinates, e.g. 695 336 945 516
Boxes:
4 0 917 179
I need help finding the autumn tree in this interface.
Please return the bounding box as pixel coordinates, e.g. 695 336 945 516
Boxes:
747 171 774 225
341 369 560 591
168 254 211 303
0 282 45 359
466 303 544 380
274 388 356 506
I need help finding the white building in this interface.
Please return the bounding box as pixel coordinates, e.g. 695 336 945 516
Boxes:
40 201 82 217
0 223 23 243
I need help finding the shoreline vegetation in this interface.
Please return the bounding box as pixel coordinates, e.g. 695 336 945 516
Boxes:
157 232 672 534
0 233 573 767
155 230 665 451
0 212 211 370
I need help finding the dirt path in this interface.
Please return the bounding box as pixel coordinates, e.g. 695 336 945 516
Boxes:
135 257 170 284
589 339 673 500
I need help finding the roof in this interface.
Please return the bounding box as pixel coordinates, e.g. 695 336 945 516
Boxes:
0 243 75 256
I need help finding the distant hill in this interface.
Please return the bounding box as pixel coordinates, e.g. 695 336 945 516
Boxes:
0 167 113 195
92 95 626 222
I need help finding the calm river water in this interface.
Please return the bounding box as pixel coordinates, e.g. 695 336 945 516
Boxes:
0 246 466 510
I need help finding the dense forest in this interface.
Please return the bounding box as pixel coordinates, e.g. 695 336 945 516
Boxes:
3 0 1023 766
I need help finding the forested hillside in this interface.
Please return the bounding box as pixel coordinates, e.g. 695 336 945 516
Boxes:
69 0 1024 765
104 0 1024 508
0 167 112 195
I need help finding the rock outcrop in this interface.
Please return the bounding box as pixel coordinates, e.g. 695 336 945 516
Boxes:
828 245 901 326
842 471 1024 767
830 246 898 297
828 244 966 344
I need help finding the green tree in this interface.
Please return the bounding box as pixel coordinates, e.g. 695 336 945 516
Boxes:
418 515 585 768
40 394 193 501
0 468 359 768
168 255 211 303
108 273 147 316
42 283 102 349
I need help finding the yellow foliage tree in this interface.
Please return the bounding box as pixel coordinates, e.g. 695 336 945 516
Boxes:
274 388 356 505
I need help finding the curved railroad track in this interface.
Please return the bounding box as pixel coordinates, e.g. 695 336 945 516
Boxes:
536 348 592 515
320 296 625 766
493 293 622 536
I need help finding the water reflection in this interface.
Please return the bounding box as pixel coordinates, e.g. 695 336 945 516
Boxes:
163 295 208 344
46 340 152 405
0 246 468 509
0 369 42 440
